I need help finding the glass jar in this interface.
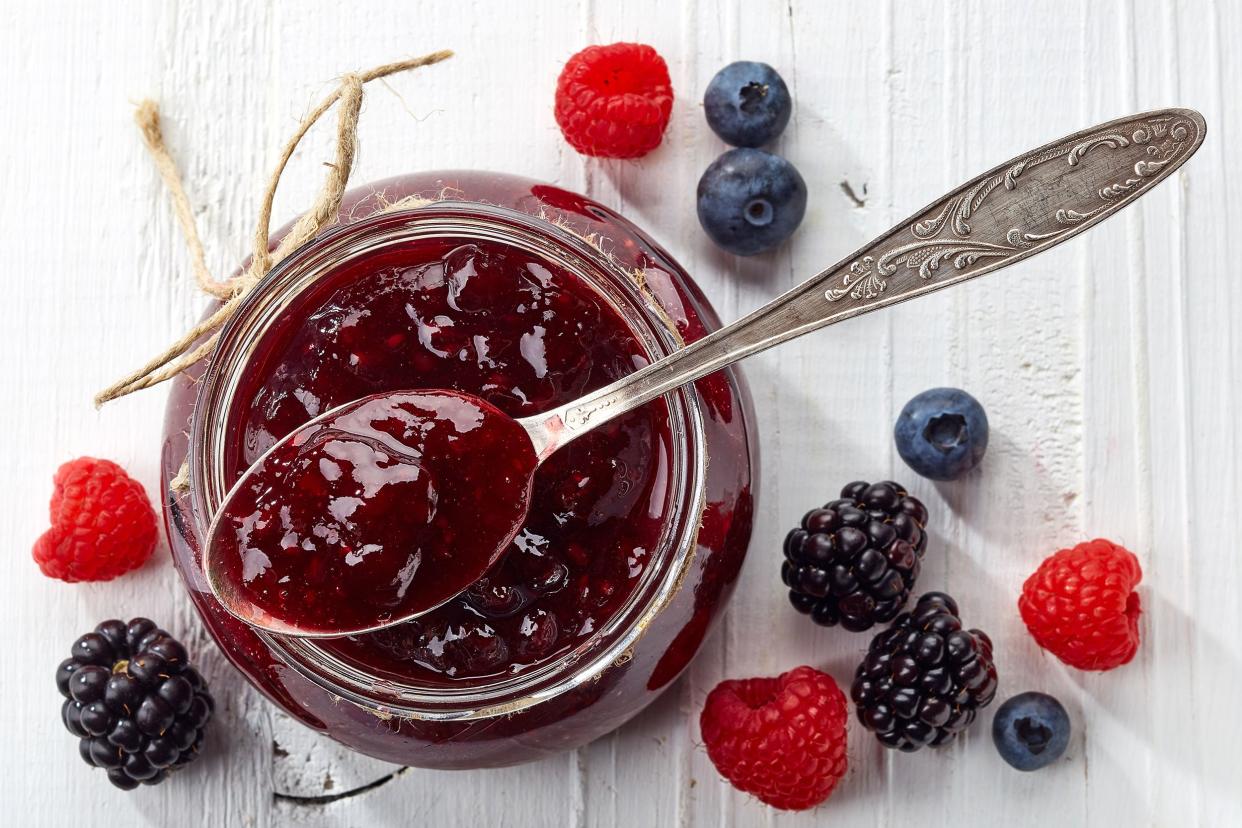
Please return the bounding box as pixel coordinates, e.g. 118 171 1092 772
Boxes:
161 171 756 769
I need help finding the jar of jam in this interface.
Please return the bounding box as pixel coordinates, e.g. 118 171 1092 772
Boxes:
161 171 756 769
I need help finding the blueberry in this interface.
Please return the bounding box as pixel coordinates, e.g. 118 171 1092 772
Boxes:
992 691 1071 771
697 148 807 256
703 61 792 147
894 387 989 481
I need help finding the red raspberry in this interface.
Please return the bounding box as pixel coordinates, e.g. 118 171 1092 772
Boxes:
699 665 848 811
33 457 158 582
554 43 674 158
1018 539 1142 671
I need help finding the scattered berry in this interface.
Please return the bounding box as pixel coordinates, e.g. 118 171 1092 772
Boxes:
697 148 807 256
894 388 989 481
703 61 792 147
554 42 674 159
57 618 213 789
33 457 158 582
992 691 1071 771
1018 539 1142 671
852 592 998 751
700 665 848 811
783 480 928 631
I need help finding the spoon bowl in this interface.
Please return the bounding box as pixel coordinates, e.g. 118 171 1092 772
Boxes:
204 390 536 637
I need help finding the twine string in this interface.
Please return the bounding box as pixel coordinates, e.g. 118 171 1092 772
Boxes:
95 50 453 407
133 101 234 300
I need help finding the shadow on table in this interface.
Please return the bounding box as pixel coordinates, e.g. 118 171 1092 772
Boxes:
930 427 1078 552
1068 590 1242 810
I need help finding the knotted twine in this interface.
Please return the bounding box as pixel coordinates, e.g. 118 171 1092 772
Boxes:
94 50 454 407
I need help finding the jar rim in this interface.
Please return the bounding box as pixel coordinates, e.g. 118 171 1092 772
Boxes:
188 202 707 720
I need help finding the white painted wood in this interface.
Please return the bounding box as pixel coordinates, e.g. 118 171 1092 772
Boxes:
1 1 1238 825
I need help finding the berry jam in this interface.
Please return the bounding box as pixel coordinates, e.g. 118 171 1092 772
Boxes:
223 237 673 684
210 391 537 635
163 171 758 769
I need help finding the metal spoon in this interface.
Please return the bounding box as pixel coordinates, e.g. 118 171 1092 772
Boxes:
206 108 1205 637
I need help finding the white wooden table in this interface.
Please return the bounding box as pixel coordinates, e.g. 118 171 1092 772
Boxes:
3 1 1239 825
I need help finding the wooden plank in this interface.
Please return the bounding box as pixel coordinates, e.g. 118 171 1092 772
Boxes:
1155 1 1242 824
0 0 283 825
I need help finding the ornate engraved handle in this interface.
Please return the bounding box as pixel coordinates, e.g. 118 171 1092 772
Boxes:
821 108 1205 302
520 108 1206 460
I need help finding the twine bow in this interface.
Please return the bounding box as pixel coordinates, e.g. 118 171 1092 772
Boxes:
95 50 453 407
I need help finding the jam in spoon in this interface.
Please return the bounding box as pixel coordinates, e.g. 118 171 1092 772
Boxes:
205 108 1205 637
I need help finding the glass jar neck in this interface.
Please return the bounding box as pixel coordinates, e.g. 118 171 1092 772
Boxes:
188 203 707 719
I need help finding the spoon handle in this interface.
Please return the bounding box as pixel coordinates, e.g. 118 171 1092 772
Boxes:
523 108 1205 460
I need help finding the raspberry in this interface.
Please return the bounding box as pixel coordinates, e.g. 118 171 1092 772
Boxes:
1018 539 1142 671
554 43 674 158
699 665 848 811
33 458 158 582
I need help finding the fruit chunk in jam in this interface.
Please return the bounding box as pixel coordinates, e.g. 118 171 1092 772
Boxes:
210 391 537 635
225 238 672 684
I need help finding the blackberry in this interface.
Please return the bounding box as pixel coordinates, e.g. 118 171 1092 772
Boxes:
782 480 928 631
57 618 213 790
851 593 998 752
